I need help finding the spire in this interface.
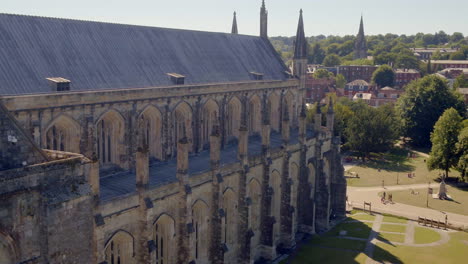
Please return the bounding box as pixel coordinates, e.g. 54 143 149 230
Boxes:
293 9 307 59
354 15 367 59
231 12 238 34
260 0 268 38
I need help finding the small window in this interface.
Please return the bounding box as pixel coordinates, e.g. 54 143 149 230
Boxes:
46 77 71 92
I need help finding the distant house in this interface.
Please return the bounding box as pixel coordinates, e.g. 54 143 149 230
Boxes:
344 79 373 98
411 48 459 60
351 86 404 107
430 60 468 71
337 65 377 83
394 69 421 89
435 68 468 88
305 74 336 103
352 92 373 104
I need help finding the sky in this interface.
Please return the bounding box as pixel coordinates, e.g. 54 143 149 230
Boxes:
1 0 467 37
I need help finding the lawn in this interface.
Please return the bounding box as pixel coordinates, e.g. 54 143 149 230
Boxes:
382 215 408 224
379 224 406 233
377 232 405 243
345 147 459 187
282 246 368 264
375 231 468 264
390 186 468 216
349 213 376 221
414 226 441 244
326 222 372 239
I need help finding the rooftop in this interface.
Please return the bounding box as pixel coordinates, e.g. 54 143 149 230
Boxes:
430 60 468 64
0 13 288 96
347 79 370 86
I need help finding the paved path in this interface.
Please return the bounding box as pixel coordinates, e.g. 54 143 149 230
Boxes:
347 184 468 229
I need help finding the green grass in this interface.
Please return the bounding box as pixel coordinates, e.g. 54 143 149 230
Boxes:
377 232 406 243
375 231 468 264
349 213 376 221
325 222 372 239
313 236 367 251
414 227 441 244
282 245 368 264
382 215 408 224
390 186 468 216
379 224 406 233
345 147 459 187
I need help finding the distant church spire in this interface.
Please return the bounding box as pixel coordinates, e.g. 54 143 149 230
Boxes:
293 9 307 59
260 0 268 38
354 15 368 59
231 12 238 34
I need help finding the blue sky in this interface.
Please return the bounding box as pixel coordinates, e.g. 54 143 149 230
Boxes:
1 0 467 37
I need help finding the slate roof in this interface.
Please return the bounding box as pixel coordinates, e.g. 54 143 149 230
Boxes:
0 14 289 95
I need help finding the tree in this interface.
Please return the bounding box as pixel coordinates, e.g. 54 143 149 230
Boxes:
395 54 419 69
345 103 400 160
322 54 341 67
427 108 463 178
450 51 466 60
454 74 468 88
341 58 373 66
456 126 468 180
308 43 326 64
313 68 334 79
450 32 464 43
335 74 347 89
396 75 466 147
372 65 395 88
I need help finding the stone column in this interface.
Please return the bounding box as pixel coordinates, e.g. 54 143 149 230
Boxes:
176 131 190 264
87 157 100 264
237 124 250 264
314 106 322 132
209 120 224 264
136 148 150 263
259 118 274 260
280 111 294 250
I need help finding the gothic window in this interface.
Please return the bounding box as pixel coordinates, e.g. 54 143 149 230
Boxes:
96 110 125 166
139 106 163 160
191 200 209 263
154 214 175 264
247 178 261 258
248 95 261 135
173 102 193 153
308 164 316 199
44 115 80 153
222 189 237 264
284 91 296 127
200 100 219 149
290 163 300 236
226 97 241 140
104 231 134 264
268 93 280 132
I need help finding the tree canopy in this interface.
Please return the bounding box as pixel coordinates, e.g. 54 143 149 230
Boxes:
427 108 463 178
372 65 395 88
396 75 466 147
322 54 341 67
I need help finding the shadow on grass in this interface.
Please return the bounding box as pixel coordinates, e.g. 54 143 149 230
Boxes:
349 148 416 173
283 215 403 264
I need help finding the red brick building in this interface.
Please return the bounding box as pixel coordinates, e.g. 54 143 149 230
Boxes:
337 65 377 83
394 69 421 89
430 60 468 71
305 75 335 103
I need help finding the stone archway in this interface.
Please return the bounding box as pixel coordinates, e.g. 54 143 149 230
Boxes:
154 214 176 264
191 200 210 264
96 110 125 166
44 114 81 153
200 99 219 149
104 230 135 264
138 105 163 160
226 96 242 140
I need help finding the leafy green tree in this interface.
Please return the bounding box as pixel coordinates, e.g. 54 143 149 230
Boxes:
335 74 347 89
322 54 341 67
456 126 468 180
339 40 355 57
345 103 400 160
308 43 326 64
374 52 397 65
395 54 419 69
427 108 463 178
396 75 466 147
313 69 334 79
450 32 464 43
341 58 373 66
454 74 468 88
450 51 466 60
372 65 395 88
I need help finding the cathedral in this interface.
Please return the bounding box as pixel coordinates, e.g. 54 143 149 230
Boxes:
0 1 346 263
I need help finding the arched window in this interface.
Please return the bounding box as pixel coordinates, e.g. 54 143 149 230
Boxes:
268 93 280 132
284 91 296 127
96 110 125 166
139 106 163 160
308 164 316 199
45 115 81 153
191 200 209 263
270 170 281 244
173 102 193 152
247 178 262 260
226 97 241 140
104 231 134 264
154 214 175 264
200 100 219 149
290 163 300 236
248 95 261 135
222 189 237 263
